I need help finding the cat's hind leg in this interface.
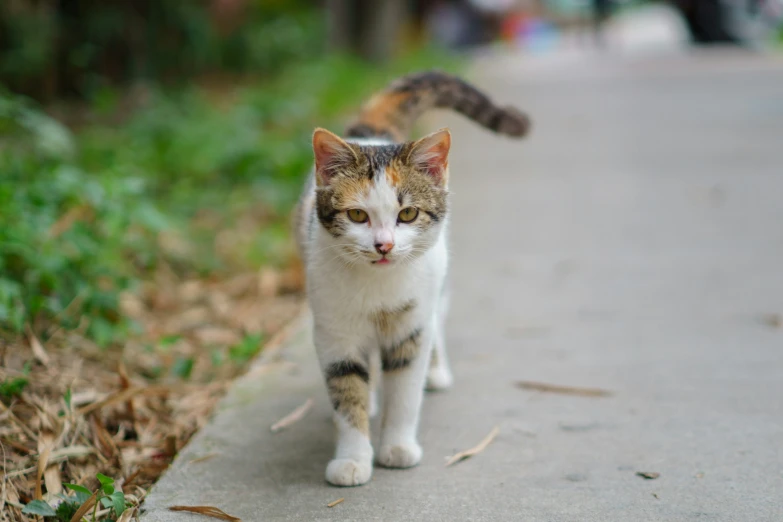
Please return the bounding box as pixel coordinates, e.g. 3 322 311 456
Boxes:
367 348 380 418
426 287 453 391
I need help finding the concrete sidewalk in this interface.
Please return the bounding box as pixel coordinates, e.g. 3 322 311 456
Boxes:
141 49 783 521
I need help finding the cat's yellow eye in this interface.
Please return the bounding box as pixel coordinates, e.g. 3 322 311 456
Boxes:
398 207 419 223
347 209 369 223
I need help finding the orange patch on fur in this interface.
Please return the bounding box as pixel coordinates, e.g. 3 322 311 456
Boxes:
354 92 411 141
335 176 372 208
385 165 401 186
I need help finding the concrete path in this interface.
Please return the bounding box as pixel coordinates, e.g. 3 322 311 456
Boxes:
141 49 783 521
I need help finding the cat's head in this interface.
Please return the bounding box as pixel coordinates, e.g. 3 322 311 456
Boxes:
312 127 450 267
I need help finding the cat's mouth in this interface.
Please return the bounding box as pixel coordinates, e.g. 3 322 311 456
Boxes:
372 257 391 265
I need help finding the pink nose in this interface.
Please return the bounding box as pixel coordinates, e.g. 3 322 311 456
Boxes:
375 242 394 254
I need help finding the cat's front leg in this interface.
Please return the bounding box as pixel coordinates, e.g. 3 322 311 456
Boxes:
317 332 374 486
377 320 434 469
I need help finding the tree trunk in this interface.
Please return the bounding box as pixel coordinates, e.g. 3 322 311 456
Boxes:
326 0 409 62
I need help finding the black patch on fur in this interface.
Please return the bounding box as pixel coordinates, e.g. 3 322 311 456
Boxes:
381 356 411 372
345 123 395 141
315 189 345 238
360 144 405 180
326 360 370 383
424 210 440 223
487 110 503 132
381 328 422 372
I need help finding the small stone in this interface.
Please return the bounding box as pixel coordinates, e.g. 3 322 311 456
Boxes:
636 471 660 480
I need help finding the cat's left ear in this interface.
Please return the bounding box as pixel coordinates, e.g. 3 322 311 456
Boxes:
408 128 451 186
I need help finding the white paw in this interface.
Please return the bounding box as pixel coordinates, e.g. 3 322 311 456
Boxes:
376 442 422 469
368 390 379 418
426 366 453 391
325 458 373 487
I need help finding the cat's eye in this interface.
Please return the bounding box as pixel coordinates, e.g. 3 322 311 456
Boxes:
347 209 369 223
398 207 419 223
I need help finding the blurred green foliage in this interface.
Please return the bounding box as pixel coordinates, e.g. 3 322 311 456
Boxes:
0 46 461 344
0 0 322 101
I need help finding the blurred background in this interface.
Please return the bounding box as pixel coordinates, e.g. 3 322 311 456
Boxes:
1 1 782 520
3 0 782 341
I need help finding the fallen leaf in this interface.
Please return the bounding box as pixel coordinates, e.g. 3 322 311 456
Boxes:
35 435 54 500
169 505 241 521
636 471 660 480
50 445 95 460
48 205 91 238
516 381 613 397
44 465 63 497
116 508 136 522
327 498 344 508
445 426 500 467
270 398 313 433
761 314 782 328
27 326 50 366
69 490 99 522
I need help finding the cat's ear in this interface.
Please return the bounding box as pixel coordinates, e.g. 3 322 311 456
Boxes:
408 128 451 186
313 128 357 186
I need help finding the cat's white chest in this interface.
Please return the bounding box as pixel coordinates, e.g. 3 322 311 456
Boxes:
305 231 446 326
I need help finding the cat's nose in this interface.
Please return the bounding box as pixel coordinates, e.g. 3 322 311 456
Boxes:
374 242 394 255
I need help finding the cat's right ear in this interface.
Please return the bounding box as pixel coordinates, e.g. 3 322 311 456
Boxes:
313 128 357 186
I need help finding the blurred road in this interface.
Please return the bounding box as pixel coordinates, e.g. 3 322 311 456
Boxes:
142 49 783 521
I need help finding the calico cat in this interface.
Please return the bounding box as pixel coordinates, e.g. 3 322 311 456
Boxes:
295 71 529 486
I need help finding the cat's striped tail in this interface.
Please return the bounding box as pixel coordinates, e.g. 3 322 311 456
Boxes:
344 70 530 142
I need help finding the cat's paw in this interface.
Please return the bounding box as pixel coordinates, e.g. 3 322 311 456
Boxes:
426 365 453 391
325 458 373 487
376 442 422 469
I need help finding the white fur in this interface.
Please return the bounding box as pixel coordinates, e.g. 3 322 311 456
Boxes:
301 154 452 486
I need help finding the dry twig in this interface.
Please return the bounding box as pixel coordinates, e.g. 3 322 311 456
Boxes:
326 498 344 508
270 398 313 433
169 505 241 521
189 453 219 464
516 381 613 397
445 426 500 467
76 385 180 416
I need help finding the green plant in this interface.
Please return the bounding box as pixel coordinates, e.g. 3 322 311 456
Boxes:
0 376 28 401
0 96 163 343
21 472 127 521
228 333 264 365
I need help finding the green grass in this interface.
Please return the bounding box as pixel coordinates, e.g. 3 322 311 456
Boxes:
0 48 462 345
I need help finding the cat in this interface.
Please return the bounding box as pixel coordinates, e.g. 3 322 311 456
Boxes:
295 71 529 486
